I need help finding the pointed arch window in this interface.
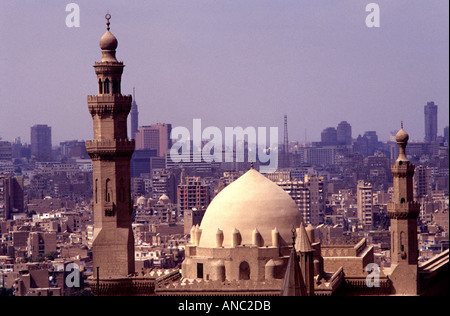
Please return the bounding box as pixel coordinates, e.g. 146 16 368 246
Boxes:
98 79 103 94
95 179 98 203
105 179 111 202
104 78 110 94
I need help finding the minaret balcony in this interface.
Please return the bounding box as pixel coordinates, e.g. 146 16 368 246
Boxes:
387 201 420 219
94 61 124 75
86 139 135 160
88 94 132 116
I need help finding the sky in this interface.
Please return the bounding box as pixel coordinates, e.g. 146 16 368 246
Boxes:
0 0 448 145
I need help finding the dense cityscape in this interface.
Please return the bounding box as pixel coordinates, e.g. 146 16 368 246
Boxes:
1 100 448 296
0 2 448 299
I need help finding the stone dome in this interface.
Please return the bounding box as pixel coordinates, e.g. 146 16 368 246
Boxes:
198 168 301 248
99 30 118 51
395 128 409 143
136 196 146 207
158 194 171 204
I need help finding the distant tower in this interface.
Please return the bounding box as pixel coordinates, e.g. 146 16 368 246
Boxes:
86 14 135 279
336 121 352 145
387 123 420 295
30 124 52 161
357 180 373 229
130 87 139 140
283 114 289 154
279 115 290 169
424 101 438 142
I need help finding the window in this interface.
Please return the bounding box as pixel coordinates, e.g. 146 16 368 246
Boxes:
104 78 110 94
197 263 204 279
105 179 111 202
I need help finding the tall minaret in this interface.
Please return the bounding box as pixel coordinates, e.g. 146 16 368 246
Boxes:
86 14 135 279
387 123 420 295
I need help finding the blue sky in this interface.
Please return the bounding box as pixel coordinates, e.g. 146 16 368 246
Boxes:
0 0 448 145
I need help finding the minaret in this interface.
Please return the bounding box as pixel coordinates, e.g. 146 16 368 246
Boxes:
86 14 135 279
387 123 420 295
295 222 314 296
280 229 306 296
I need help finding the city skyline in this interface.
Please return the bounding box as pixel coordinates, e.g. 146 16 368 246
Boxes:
0 1 449 145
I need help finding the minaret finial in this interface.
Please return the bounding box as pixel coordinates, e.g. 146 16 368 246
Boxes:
105 13 111 31
401 120 404 129
250 160 254 169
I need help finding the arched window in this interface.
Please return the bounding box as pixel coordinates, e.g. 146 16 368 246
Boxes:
95 179 98 204
104 78 110 94
98 79 103 94
105 179 111 202
239 261 250 280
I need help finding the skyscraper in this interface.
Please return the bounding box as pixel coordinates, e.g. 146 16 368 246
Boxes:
85 15 135 280
424 101 438 142
443 126 449 144
320 127 337 145
135 123 172 157
130 87 139 141
30 124 52 161
336 121 352 146
357 180 373 229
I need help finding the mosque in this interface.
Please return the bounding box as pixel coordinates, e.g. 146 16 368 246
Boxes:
87 15 448 296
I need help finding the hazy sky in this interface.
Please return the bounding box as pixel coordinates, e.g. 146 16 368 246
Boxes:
0 0 448 145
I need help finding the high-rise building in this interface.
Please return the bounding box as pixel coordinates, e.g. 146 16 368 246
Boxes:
177 175 210 212
135 123 172 157
414 165 432 199
85 15 135 280
130 149 157 178
0 141 12 161
357 180 373 229
30 124 52 161
0 174 24 220
321 127 337 146
151 169 177 202
130 87 139 141
274 174 324 226
336 121 352 146
444 126 449 144
424 101 438 142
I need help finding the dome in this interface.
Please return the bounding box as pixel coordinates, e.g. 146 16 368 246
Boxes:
99 30 118 51
136 196 146 204
395 128 409 143
198 168 301 248
158 194 171 204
